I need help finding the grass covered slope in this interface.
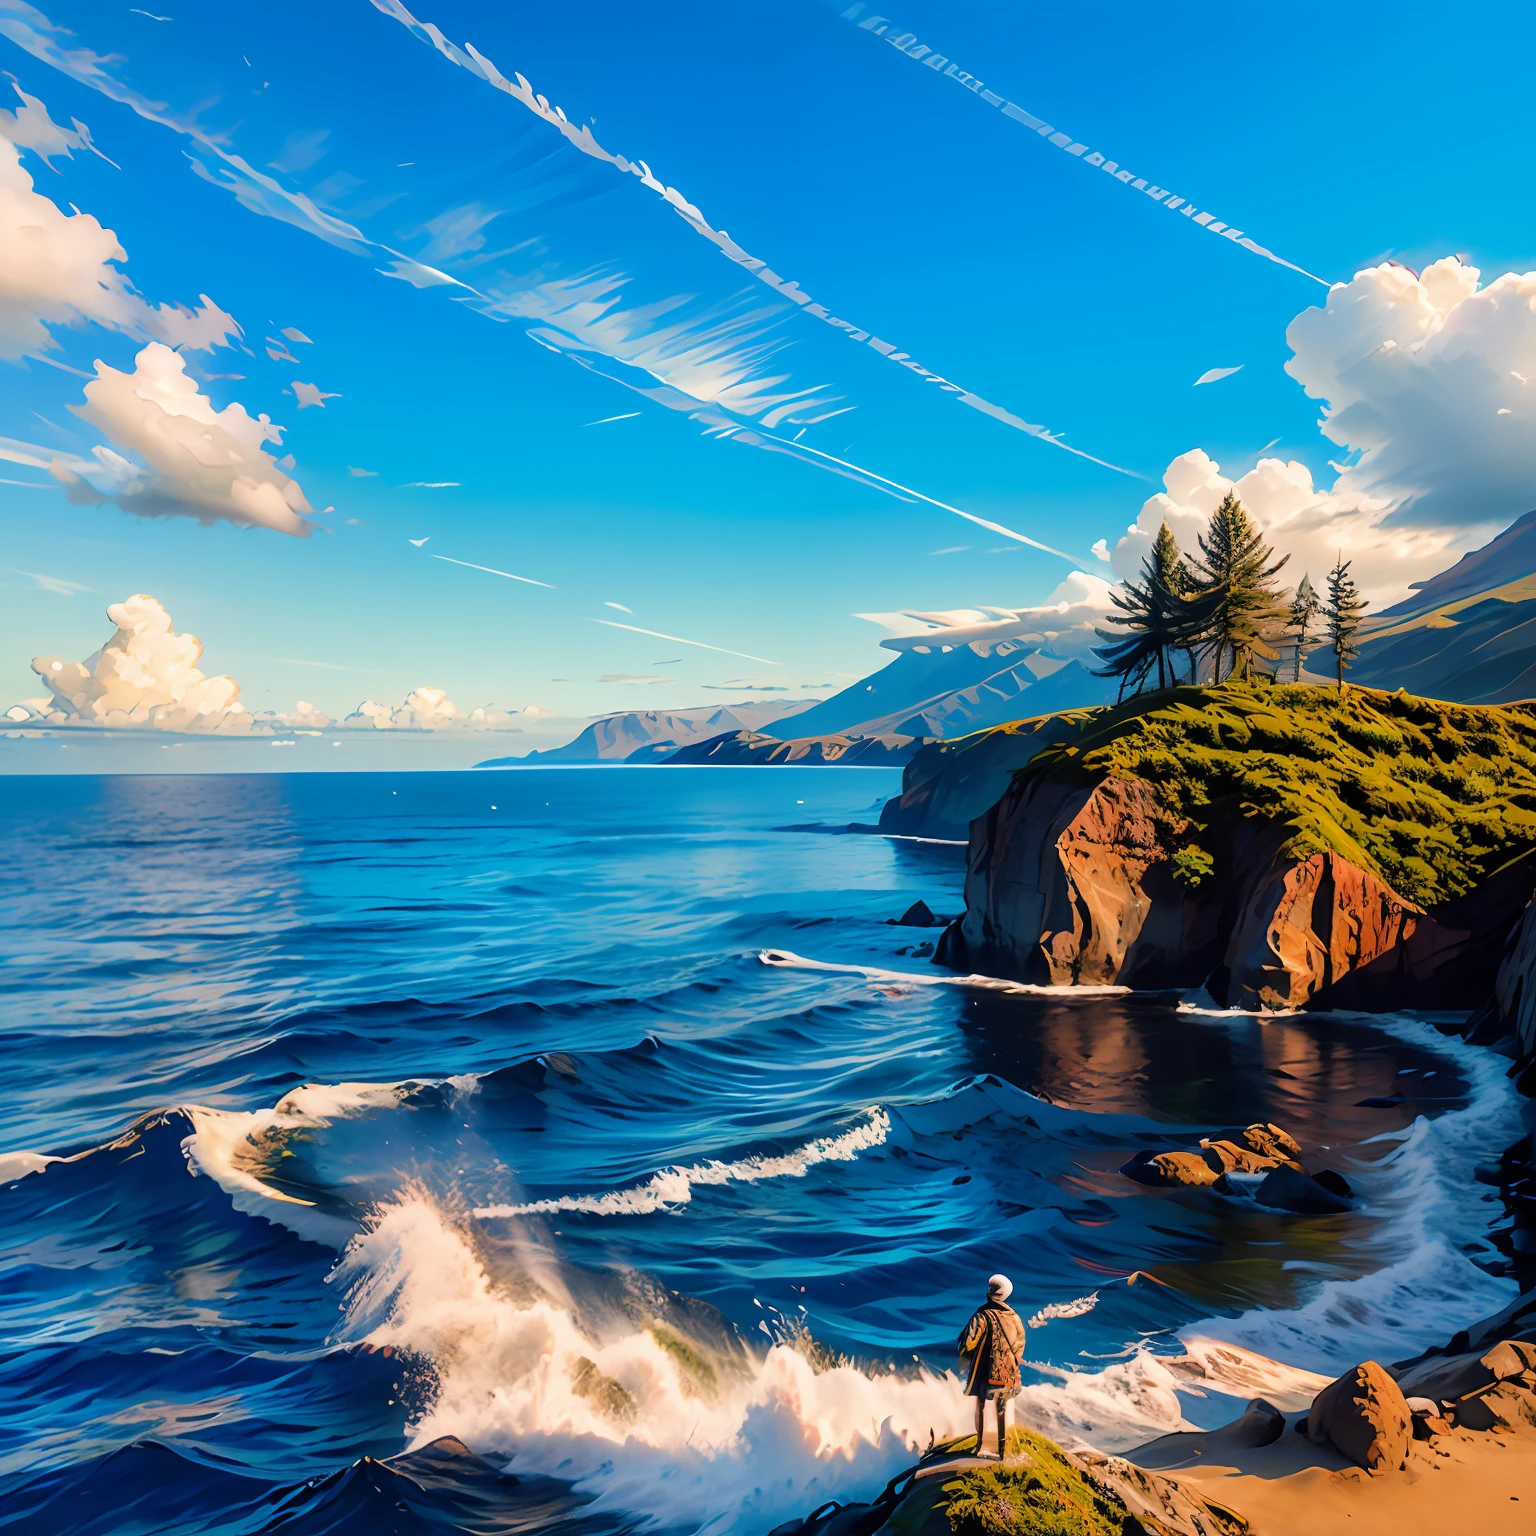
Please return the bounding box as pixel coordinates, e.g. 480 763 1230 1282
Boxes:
1013 682 1536 909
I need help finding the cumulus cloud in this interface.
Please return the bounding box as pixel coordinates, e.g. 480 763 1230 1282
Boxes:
254 700 334 729
342 687 523 730
1286 255 1536 527
17 593 253 733
857 571 1117 660
51 343 319 536
0 131 237 361
1112 448 1470 608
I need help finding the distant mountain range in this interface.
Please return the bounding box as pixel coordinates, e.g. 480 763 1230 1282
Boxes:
1352 510 1536 702
476 699 817 767
478 514 1536 773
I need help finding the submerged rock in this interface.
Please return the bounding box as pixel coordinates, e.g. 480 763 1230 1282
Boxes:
1239 1122 1303 1161
1200 1139 1287 1177
1254 1164 1354 1215
1120 1149 1220 1188
1306 1360 1412 1474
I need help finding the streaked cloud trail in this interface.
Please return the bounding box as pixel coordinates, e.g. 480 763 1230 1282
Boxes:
591 618 780 666
3 3 1100 566
369 0 1141 477
724 425 1086 567
833 5 1328 287
543 341 1094 566
584 412 642 426
428 554 554 588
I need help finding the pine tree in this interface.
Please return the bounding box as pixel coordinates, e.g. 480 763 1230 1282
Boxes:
1188 492 1290 682
1287 574 1320 682
1092 522 1208 698
1323 557 1367 689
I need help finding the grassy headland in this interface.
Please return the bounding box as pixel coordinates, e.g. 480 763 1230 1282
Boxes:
1010 682 1536 908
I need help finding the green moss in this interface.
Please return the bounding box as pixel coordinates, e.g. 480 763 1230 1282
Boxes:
647 1324 718 1398
1170 845 1215 887
571 1356 638 1422
943 1428 1124 1536
1013 682 1536 908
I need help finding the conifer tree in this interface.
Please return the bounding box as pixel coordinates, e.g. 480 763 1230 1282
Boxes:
1092 522 1207 698
1323 556 1367 689
1287 574 1320 682
1188 492 1290 682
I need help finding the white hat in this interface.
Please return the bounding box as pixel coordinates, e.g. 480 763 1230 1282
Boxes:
987 1273 1013 1299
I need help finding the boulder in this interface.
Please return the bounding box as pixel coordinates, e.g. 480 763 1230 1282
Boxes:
891 900 936 928
1200 1139 1284 1177
1396 1340 1536 1432
1313 1169 1354 1200
1240 1122 1303 1161
1254 1164 1353 1215
1306 1360 1412 1474
1230 1397 1286 1448
1120 1150 1220 1188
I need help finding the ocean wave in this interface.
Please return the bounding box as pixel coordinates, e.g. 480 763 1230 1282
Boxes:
0 1149 59 1183
473 1108 892 1218
328 1192 1222 1536
180 1079 434 1245
759 949 1130 996
1180 1011 1523 1377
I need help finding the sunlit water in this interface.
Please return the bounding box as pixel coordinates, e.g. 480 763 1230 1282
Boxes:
0 768 1520 1534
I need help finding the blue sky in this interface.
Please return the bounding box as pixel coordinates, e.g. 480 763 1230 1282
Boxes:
3 0 1535 738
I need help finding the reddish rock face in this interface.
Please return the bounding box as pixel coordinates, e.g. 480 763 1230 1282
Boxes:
1222 850 1423 1011
948 775 1224 988
940 769 1530 1011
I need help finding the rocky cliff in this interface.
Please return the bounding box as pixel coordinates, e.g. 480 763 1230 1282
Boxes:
937 683 1536 1011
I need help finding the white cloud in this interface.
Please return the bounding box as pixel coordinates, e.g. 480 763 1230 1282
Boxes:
292 380 340 408
18 593 253 733
1286 255 1536 527
0 131 237 362
1111 448 1472 608
10 567 91 595
51 342 318 537
1090 538 1111 562
0 80 112 167
857 571 1117 660
280 326 314 344
260 699 333 729
1194 366 1242 386
342 687 522 730
347 465 378 477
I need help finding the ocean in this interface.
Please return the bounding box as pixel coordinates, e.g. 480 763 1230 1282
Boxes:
0 767 1521 1535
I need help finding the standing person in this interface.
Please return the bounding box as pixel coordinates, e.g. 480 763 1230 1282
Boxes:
958 1273 1026 1458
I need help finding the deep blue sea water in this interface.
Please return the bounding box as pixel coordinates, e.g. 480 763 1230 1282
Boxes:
0 768 1522 1535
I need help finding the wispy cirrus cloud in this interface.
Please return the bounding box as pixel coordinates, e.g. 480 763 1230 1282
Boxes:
9 566 90 594
370 0 1140 477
